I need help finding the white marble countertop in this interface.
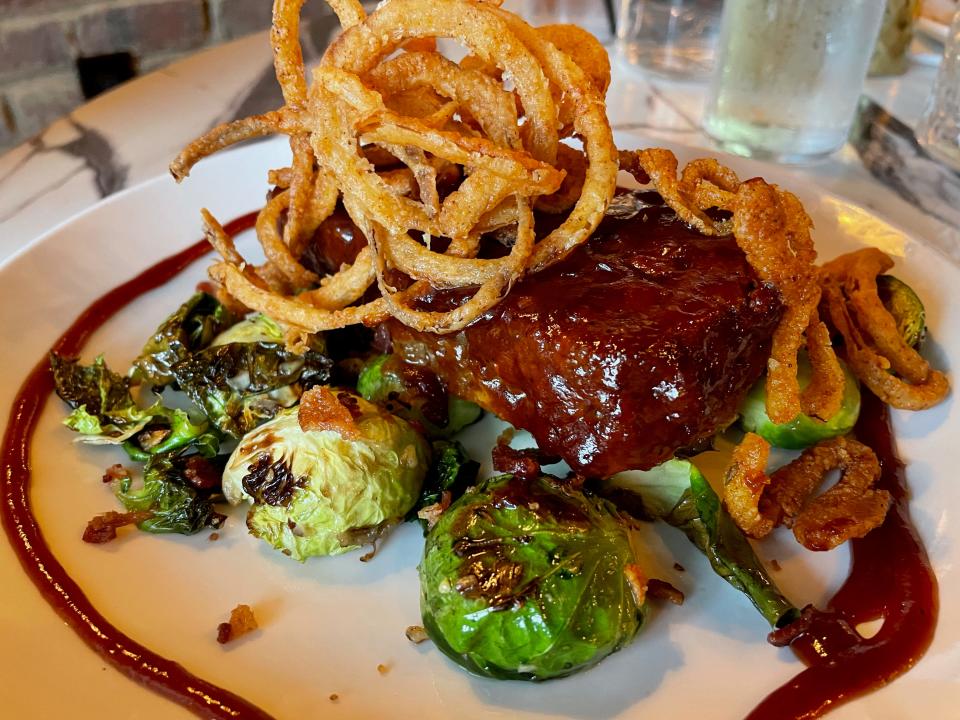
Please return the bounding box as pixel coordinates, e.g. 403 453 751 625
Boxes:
1 13 958 267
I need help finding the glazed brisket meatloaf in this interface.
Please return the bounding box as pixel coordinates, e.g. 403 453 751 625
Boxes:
307 190 783 477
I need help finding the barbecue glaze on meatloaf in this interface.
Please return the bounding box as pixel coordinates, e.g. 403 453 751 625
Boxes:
307 190 783 477
387 191 782 476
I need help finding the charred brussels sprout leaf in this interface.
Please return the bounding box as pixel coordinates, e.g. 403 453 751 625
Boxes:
131 293 235 386
114 453 226 535
878 274 926 349
358 354 482 438
740 354 861 449
51 353 217 456
412 440 479 520
172 342 332 438
603 459 798 628
420 474 646 680
211 313 287 347
52 353 137 422
119 408 220 461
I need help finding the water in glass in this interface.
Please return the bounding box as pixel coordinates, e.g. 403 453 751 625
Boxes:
704 0 885 163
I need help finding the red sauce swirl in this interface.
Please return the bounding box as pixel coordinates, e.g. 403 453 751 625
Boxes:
0 212 273 719
748 390 939 718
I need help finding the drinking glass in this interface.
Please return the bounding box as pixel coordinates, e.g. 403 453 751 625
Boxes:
703 0 885 163
917 12 960 171
616 0 723 80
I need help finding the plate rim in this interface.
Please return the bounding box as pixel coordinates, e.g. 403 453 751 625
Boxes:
1 132 957 719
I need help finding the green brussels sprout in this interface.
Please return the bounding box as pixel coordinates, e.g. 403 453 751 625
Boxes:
171 341 332 438
50 353 219 459
131 292 235 386
357 354 482 438
114 453 226 535
739 354 860 449
410 440 479 524
878 274 926 348
420 474 646 681
222 390 430 560
210 313 286 347
602 459 798 628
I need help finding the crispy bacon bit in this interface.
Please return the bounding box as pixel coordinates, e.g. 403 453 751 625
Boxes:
491 443 562 480
298 386 362 439
216 604 258 644
724 435 891 551
417 503 444 529
647 578 685 605
82 510 154 544
624 563 648 607
101 464 130 484
405 625 429 644
417 490 453 529
767 604 819 647
337 392 363 420
195 281 219 295
138 428 171 450
766 604 862 649
182 455 221 490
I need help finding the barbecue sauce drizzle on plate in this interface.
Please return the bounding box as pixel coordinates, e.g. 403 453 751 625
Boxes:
0 212 939 719
0 212 273 720
748 390 939 719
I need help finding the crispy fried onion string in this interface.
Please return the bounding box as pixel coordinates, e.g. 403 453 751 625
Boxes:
171 0 923 472
821 248 949 410
170 0 621 335
723 433 891 552
617 149 844 423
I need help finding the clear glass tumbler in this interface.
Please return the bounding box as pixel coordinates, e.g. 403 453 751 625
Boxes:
703 0 885 163
917 12 960 171
616 0 723 80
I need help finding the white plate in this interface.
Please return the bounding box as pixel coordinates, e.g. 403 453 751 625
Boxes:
1 134 958 719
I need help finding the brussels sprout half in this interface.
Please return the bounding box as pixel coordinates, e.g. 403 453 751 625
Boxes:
420 474 646 681
603 459 798 628
740 354 861 450
878 274 926 349
210 313 286 346
222 391 430 561
358 354 482 438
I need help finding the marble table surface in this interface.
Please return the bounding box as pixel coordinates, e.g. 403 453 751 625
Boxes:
1 13 958 268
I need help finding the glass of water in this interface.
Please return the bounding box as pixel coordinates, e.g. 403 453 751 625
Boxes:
616 0 723 80
703 0 885 164
916 11 960 171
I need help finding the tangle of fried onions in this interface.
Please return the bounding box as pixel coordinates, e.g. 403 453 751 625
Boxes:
171 0 879 446
820 248 949 410
723 434 891 552
171 0 625 337
617 149 844 424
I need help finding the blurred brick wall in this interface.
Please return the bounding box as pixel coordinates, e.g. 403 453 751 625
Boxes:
0 0 331 151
